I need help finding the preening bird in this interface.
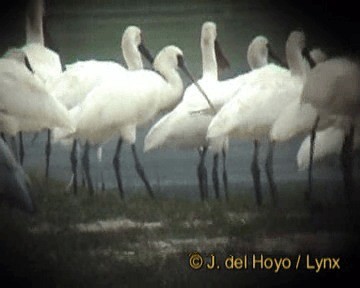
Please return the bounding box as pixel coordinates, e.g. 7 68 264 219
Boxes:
6 0 64 175
207 31 311 206
0 138 34 213
0 50 73 139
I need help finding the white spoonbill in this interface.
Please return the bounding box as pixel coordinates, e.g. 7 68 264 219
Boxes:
22 0 62 87
0 138 34 213
269 48 336 201
0 50 73 138
144 22 281 201
52 25 151 194
0 50 73 167
144 22 230 201
207 31 311 206
270 48 329 143
301 56 360 203
13 0 63 175
64 46 208 198
296 120 360 171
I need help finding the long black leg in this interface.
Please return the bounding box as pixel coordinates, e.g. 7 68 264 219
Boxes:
341 123 355 205
70 139 78 195
131 144 155 199
197 149 204 201
212 153 220 200
306 115 320 202
265 140 277 207
82 141 94 195
97 147 105 192
222 148 229 201
251 140 262 206
1 132 6 142
10 136 19 162
197 147 208 201
113 138 124 199
19 132 25 165
45 129 51 179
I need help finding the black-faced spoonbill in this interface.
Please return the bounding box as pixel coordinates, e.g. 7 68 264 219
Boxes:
207 31 311 206
52 25 151 194
144 22 230 201
66 46 210 199
144 22 283 201
15 0 63 177
0 50 73 148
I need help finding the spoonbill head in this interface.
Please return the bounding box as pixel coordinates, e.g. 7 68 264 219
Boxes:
52 25 151 110
144 21 231 153
200 21 229 79
122 25 153 70
286 30 308 77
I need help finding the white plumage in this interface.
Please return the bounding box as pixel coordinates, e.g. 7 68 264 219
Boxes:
74 46 184 145
207 31 311 205
144 22 275 200
207 31 309 141
299 56 360 201
52 25 152 194
2 0 66 173
63 45 196 197
21 43 62 89
144 26 274 153
0 53 73 136
270 49 334 143
52 60 125 110
296 123 360 171
21 0 62 92
302 57 360 118
52 25 148 110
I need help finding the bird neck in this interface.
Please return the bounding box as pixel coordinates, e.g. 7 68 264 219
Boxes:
122 43 143 71
286 43 306 77
201 38 218 80
26 0 44 45
157 68 184 111
247 46 268 70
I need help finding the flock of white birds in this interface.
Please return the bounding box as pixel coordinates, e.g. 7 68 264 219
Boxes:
1 0 359 213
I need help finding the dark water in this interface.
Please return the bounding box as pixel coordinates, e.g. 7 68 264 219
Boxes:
1 0 359 196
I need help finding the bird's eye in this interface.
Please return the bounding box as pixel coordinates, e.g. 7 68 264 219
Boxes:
177 54 185 68
24 56 34 74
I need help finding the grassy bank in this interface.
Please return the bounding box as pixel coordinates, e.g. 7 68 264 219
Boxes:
1 176 359 287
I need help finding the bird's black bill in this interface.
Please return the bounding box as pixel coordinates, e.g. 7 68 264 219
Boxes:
215 40 230 71
24 55 35 74
138 43 154 65
267 44 288 69
177 55 216 113
302 47 316 69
